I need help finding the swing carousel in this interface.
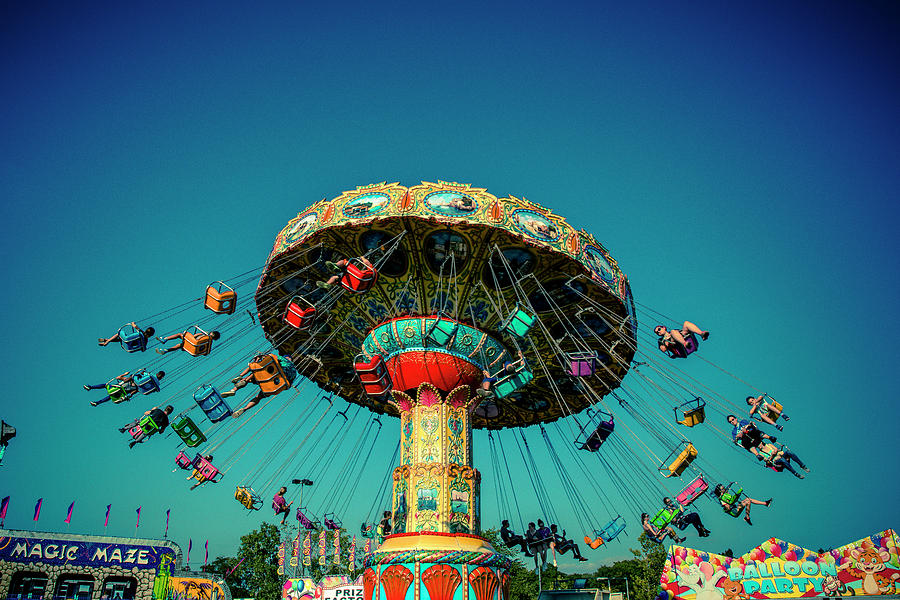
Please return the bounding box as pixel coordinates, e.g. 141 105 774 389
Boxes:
252 181 638 600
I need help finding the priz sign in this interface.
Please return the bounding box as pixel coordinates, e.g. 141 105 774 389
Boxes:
322 586 363 600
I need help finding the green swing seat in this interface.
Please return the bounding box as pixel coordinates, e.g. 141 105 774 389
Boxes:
651 505 683 529
172 416 207 448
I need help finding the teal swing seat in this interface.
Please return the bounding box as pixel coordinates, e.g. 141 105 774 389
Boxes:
595 515 626 542
172 416 207 448
500 305 536 338
425 314 459 347
493 364 534 399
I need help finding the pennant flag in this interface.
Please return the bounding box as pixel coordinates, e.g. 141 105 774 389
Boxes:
290 533 299 567
364 538 372 556
135 506 141 529
349 535 357 573
64 501 75 524
205 540 209 566
333 530 341 565
0 496 9 522
302 532 312 566
33 498 42 522
318 530 327 567
187 539 192 564
165 509 171 537
278 540 286 575
104 504 111 527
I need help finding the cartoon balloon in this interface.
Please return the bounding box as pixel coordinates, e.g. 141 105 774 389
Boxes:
771 545 782 558
784 550 796 561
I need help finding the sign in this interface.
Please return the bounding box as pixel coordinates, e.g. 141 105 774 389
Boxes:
0 535 174 571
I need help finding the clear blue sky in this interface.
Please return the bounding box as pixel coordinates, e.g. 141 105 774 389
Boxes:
2 0 898 571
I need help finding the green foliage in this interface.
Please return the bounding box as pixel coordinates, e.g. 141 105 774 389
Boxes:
628 533 667 600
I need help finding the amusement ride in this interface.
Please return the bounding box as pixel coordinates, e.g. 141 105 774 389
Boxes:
89 181 805 599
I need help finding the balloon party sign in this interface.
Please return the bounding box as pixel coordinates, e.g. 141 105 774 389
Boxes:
661 529 900 598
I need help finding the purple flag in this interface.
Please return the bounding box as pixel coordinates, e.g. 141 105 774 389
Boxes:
187 538 192 564
0 496 9 521
165 509 171 537
33 498 42 521
135 506 141 529
205 540 209 566
104 504 111 527
64 501 75 524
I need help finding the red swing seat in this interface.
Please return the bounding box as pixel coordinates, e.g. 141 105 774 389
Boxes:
354 354 392 398
284 296 317 330
340 258 378 294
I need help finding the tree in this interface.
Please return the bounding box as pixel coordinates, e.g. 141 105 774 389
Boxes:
481 528 538 600
204 523 283 600
628 534 667 600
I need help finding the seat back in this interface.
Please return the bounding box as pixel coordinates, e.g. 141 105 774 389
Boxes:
175 451 194 470
205 281 237 315
250 354 290 394
182 325 213 356
500 306 536 338
235 486 261 510
134 370 161 395
193 384 232 422
566 351 598 377
193 456 219 481
340 258 378 293
138 415 162 435
676 397 706 427
296 508 314 529
284 297 317 330
668 333 699 358
355 355 392 397
661 443 698 477
105 382 130 404
676 475 709 506
118 324 147 353
651 506 682 529
173 416 207 448
764 400 784 422
493 366 534 399
425 315 459 347
597 516 626 542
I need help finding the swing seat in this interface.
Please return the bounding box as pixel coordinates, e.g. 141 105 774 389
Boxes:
127 424 144 440
134 370 161 395
105 382 130 404
361 523 376 538
205 281 237 315
425 315 458 347
675 397 706 427
659 443 698 477
580 419 615 451
354 354 392 397
235 486 262 510
175 451 194 470
183 326 214 357
139 414 162 435
192 455 219 481
296 508 315 529
500 305 536 338
194 384 232 422
566 351 598 377
667 333 699 359
340 258 378 294
596 516 626 542
764 400 784 422
250 354 290 395
720 485 745 517
172 416 207 448
676 474 709 506
284 296 317 330
323 514 342 530
118 324 147 353
493 365 533 399
651 506 683 529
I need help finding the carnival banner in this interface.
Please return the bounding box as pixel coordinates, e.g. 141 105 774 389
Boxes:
302 531 311 567
290 533 299 567
318 530 327 567
278 540 286 576
662 528 900 599
333 530 340 566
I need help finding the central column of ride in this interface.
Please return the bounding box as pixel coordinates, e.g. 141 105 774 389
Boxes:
362 316 511 600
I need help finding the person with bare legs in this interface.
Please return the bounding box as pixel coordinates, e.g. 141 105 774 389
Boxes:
654 321 709 355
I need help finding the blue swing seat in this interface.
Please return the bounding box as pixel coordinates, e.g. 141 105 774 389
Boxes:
425 314 459 347
493 364 534 399
118 323 147 353
193 384 232 423
595 515 626 542
134 370 161 395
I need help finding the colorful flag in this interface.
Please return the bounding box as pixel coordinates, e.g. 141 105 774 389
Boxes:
0 496 9 522
135 506 141 529
349 535 357 573
187 539 192 564
290 533 299 567
165 509 171 537
333 530 341 565
33 498 42 521
318 530 327 567
302 531 312 566
64 501 74 524
204 540 209 566
104 504 111 527
364 538 372 557
278 540 286 576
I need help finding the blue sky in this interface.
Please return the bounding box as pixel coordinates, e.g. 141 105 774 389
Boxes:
1 0 898 571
